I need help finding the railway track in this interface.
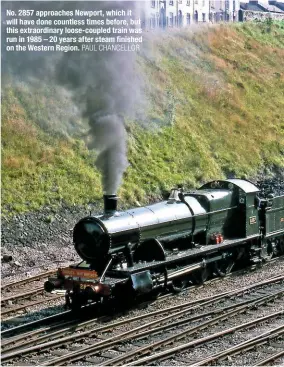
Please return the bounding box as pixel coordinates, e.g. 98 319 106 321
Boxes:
255 348 284 366
1 281 179 340
125 313 283 366
2 274 283 366
1 269 63 319
1 293 63 319
0 266 223 338
1 269 57 293
0 269 269 349
1 286 225 358
188 326 284 366
0 263 214 323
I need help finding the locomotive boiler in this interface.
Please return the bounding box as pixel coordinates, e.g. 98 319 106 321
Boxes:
45 179 284 309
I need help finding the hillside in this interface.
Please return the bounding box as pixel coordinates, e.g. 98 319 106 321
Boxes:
2 22 284 216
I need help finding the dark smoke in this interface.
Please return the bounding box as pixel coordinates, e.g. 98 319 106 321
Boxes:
88 114 128 195
2 1 145 194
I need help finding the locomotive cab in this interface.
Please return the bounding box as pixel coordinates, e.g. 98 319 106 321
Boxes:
200 179 260 239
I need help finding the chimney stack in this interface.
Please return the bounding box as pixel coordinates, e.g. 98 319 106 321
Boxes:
103 194 118 215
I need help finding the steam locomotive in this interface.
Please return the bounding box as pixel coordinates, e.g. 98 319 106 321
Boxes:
45 179 284 309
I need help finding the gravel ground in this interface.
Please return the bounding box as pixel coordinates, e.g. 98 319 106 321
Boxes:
1 203 103 282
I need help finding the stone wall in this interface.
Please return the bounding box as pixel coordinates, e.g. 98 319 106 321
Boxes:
240 10 284 21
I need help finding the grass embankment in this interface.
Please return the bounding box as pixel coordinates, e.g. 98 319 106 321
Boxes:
2 22 284 215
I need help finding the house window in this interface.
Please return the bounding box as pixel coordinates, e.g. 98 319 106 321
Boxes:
186 0 190 5
186 13 191 24
150 15 156 28
151 0 155 8
194 10 198 21
169 0 174 5
169 12 174 26
202 13 206 22
178 0 183 4
178 10 183 26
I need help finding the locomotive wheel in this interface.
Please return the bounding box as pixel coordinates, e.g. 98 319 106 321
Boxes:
171 278 188 293
112 282 135 310
70 295 82 312
262 241 274 262
278 240 284 255
214 258 235 277
192 267 210 285
65 290 82 311
68 283 84 312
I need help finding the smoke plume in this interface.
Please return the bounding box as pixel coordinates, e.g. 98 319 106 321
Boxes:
88 114 128 195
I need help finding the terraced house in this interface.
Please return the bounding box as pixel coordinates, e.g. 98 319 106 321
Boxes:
140 0 241 28
140 0 284 27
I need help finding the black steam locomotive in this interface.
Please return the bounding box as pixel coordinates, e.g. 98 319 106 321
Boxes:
45 179 284 309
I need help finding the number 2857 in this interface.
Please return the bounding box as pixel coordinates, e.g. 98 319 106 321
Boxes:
18 10 34 16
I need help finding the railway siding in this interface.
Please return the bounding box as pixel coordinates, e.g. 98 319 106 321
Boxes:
2 274 283 366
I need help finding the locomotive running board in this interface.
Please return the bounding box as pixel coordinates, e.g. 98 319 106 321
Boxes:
107 235 260 277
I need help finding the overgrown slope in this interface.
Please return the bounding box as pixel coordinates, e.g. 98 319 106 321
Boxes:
2 22 284 215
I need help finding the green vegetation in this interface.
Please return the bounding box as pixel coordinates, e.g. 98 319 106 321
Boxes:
2 23 284 215
2 84 102 214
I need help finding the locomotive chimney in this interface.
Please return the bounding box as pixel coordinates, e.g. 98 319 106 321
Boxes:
103 194 118 215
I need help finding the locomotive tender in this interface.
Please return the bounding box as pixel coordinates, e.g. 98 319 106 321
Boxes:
45 179 284 309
